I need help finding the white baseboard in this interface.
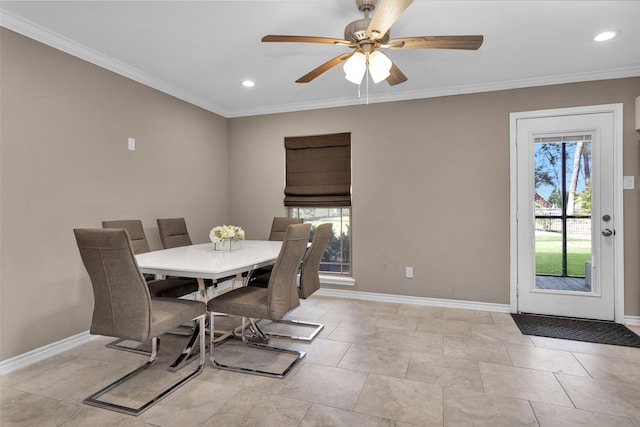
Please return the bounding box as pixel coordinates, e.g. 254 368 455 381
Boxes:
625 315 640 326
315 288 512 313
0 330 92 376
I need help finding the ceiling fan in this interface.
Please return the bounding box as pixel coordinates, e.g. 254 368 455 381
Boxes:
262 0 483 86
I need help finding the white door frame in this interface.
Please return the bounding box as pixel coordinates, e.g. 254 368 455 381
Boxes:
509 103 625 322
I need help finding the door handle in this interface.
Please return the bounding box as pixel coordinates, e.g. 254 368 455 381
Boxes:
601 228 614 237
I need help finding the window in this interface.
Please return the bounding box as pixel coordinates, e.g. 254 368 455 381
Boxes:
290 207 351 274
284 133 351 275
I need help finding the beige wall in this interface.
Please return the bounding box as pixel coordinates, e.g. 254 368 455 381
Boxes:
228 78 640 312
2 27 639 362
0 29 230 360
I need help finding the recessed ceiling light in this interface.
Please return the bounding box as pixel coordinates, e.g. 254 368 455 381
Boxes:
242 80 255 87
594 31 617 42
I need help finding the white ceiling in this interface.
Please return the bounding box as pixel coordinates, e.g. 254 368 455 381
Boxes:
1 1 639 118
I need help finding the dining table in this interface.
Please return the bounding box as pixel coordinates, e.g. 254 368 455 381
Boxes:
136 239 283 296
135 240 283 370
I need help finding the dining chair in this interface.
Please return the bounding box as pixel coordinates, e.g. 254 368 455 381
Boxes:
101 220 201 355
156 217 192 249
102 220 199 298
245 216 304 286
207 223 311 378
157 217 234 289
74 228 206 416
260 222 332 341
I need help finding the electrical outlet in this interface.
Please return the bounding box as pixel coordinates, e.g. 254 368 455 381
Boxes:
405 266 413 279
128 137 136 151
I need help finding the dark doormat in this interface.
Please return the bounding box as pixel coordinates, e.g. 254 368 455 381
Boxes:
511 313 640 348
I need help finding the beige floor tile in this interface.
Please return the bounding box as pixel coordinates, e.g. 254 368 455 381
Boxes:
139 378 241 426
1 386 83 427
374 329 444 355
490 312 516 325
300 404 398 427
405 352 484 392
573 352 640 385
444 308 494 323
470 323 534 346
632 418 640 427
417 317 471 337
354 374 443 426
591 343 640 361
444 387 537 427
338 344 411 378
530 401 636 427
61 405 153 426
200 390 310 427
529 335 601 354
397 304 445 319
278 363 368 410
0 353 78 387
279 337 351 367
10 356 134 405
368 311 420 331
327 320 389 345
479 362 572 406
557 373 640 419
444 336 512 365
506 344 590 376
198 363 288 394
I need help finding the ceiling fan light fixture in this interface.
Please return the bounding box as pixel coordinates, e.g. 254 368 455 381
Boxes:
344 52 367 84
368 51 392 84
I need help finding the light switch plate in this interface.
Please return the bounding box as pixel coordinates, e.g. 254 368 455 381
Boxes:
623 176 635 190
128 137 135 151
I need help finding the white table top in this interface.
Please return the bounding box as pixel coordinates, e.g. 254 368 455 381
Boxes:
135 240 282 281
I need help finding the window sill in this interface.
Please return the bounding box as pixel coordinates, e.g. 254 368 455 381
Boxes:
319 274 355 286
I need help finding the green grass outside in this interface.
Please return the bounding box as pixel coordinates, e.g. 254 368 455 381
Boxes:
535 231 591 277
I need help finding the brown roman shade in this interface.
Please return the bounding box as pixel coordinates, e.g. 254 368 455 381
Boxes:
284 132 351 207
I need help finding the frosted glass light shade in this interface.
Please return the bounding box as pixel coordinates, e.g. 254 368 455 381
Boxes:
368 51 392 84
343 52 366 84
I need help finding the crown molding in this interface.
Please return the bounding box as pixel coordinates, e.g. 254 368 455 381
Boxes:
3 8 639 119
0 10 231 117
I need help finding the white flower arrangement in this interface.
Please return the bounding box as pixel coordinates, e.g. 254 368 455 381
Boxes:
209 224 245 243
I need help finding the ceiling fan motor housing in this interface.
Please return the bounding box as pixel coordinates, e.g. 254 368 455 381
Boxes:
344 18 390 47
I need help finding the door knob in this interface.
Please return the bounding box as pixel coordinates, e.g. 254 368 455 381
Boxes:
601 228 614 237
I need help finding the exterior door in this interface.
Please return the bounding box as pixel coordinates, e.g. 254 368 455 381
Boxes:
511 105 623 321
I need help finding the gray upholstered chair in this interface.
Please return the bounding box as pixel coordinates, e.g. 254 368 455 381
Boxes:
268 216 304 241
102 220 199 298
258 223 332 341
208 223 311 378
246 216 304 286
157 217 192 249
74 228 206 416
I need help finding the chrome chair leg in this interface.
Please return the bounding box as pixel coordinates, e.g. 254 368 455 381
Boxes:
84 315 206 416
209 313 305 379
258 318 324 342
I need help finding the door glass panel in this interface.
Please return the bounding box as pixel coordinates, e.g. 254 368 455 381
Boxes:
534 136 592 292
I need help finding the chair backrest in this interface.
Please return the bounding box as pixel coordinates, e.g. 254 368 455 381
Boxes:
102 219 150 255
266 223 311 320
74 228 153 342
157 218 193 249
299 223 333 299
268 217 303 241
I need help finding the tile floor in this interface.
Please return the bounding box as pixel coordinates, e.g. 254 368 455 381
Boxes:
2 295 640 427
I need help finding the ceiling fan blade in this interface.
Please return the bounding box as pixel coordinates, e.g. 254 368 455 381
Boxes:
366 0 413 39
296 52 354 83
389 35 484 50
386 61 408 86
262 35 352 46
